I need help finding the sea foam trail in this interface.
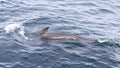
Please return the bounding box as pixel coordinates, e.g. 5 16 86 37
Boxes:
4 23 28 39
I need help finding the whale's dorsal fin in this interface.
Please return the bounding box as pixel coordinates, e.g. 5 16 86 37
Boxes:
40 27 49 34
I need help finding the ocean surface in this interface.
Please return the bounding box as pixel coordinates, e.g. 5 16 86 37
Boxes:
0 0 120 68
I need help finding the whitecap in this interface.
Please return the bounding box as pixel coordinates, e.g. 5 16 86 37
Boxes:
4 23 28 39
97 38 109 43
97 37 120 45
4 23 21 33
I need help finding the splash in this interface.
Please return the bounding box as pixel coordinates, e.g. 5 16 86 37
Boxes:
97 37 120 45
97 38 109 43
4 23 28 39
4 23 21 33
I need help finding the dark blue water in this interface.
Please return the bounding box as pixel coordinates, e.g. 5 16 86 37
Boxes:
0 0 120 68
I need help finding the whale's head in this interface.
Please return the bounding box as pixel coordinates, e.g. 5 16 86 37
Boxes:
39 27 49 35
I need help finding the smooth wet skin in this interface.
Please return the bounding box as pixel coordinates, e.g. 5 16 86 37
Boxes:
39 27 92 45
40 27 84 40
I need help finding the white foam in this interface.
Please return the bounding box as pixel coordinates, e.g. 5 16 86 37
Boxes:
97 37 120 44
97 38 108 43
4 23 28 39
4 23 21 33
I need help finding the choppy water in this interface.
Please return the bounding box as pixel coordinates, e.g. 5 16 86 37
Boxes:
0 0 120 68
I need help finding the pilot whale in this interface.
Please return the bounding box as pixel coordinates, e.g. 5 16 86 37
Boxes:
39 27 93 45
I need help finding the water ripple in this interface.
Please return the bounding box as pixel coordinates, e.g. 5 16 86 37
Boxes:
0 0 120 68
